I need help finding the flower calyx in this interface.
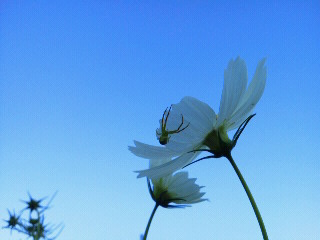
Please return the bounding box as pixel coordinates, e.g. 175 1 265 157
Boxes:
185 114 256 168
205 114 256 157
202 125 233 158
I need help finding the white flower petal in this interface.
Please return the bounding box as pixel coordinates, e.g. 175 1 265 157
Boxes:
128 140 177 159
135 152 199 179
174 183 200 199
173 190 206 204
172 96 216 134
164 171 206 204
182 193 207 204
149 157 172 169
153 96 215 153
152 97 215 153
168 172 189 186
162 115 205 153
217 57 248 126
165 111 205 143
227 58 267 130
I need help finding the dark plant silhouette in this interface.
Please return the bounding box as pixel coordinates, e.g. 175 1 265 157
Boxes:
3 192 64 240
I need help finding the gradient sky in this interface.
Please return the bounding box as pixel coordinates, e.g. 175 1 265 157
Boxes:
1 1 319 240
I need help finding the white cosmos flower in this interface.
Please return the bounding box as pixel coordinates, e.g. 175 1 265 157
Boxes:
129 57 267 179
148 158 207 207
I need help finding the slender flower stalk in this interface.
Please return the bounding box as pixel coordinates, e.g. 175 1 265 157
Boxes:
143 203 159 240
226 153 268 240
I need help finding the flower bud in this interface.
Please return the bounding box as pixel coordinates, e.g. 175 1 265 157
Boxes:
4 210 19 230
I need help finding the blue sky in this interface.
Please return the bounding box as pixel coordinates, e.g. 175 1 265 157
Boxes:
0 1 319 239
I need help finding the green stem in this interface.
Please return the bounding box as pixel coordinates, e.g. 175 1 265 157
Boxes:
143 203 159 240
226 153 268 240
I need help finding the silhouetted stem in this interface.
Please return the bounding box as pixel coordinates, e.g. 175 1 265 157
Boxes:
143 203 159 240
226 153 268 240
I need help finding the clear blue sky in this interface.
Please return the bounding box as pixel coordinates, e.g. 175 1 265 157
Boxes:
1 1 319 239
